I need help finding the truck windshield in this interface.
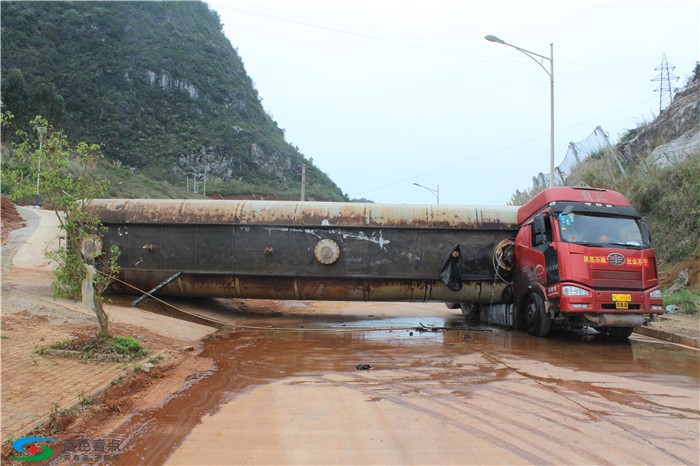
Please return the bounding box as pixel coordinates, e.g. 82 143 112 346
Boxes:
556 213 650 249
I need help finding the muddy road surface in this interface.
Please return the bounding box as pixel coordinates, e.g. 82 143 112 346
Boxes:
94 300 698 466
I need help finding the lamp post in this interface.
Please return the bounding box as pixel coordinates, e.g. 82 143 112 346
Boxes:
412 182 439 205
485 34 555 188
35 125 47 207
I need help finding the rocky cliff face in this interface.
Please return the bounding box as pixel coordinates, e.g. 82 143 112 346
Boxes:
618 79 700 164
175 143 296 186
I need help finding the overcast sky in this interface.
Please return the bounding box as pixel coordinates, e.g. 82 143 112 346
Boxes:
206 0 699 206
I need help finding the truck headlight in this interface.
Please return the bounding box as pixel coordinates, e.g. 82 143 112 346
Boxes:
650 289 662 299
562 286 590 297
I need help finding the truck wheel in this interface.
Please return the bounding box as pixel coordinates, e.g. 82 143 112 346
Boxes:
460 303 479 322
607 327 634 339
525 293 551 337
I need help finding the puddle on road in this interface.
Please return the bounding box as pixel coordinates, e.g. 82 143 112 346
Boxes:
91 302 699 465
101 311 474 464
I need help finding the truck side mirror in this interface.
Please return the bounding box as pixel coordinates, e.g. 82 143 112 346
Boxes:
533 216 545 234
533 216 547 246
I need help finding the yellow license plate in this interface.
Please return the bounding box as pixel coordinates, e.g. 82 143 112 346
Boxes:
612 294 632 302
615 301 629 309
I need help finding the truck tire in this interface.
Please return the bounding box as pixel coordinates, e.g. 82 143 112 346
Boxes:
460 302 479 322
606 327 634 339
525 293 551 337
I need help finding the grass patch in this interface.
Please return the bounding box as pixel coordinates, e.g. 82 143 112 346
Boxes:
148 355 164 365
49 334 149 361
77 390 94 407
664 290 700 315
624 156 700 265
510 145 699 272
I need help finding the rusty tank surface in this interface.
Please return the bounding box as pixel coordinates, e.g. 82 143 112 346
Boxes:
89 199 519 303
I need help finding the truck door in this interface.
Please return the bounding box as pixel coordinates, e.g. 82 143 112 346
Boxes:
514 214 555 298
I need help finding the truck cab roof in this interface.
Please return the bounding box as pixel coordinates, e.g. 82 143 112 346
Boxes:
517 187 633 225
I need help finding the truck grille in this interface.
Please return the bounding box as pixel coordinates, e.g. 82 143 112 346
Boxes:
592 270 643 290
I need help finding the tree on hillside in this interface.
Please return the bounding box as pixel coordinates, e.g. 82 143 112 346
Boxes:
1 69 29 123
29 79 65 125
1 112 119 337
0 1 346 201
1 69 65 128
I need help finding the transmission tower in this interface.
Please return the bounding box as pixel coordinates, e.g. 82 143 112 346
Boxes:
651 54 679 113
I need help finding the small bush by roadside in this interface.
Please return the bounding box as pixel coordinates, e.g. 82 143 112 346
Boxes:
664 290 700 316
46 334 149 362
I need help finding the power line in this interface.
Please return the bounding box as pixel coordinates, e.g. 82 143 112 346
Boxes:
215 2 663 85
215 2 562 78
350 96 657 198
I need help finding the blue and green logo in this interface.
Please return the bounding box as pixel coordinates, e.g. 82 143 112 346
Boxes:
9 436 57 462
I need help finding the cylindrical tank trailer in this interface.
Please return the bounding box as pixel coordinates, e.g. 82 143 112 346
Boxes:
89 199 519 305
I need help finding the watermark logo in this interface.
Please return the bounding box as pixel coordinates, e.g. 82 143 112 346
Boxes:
61 438 121 463
9 436 57 462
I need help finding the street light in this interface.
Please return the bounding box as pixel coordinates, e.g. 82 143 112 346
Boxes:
412 182 439 205
35 125 47 207
485 34 555 188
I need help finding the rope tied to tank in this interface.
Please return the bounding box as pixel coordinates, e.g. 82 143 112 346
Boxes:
493 239 515 284
95 269 474 334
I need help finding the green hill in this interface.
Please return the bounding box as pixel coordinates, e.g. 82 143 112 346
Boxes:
1 1 345 201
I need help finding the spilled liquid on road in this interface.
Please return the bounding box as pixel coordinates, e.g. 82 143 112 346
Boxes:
96 308 698 465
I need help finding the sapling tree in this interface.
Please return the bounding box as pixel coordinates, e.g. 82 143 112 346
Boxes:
1 113 120 337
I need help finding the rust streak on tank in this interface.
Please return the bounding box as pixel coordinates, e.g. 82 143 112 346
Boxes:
88 199 519 229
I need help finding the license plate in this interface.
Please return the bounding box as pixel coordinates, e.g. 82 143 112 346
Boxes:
615 301 629 309
612 294 631 302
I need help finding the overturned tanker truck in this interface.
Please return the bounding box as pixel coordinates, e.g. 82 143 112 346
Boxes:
89 186 664 338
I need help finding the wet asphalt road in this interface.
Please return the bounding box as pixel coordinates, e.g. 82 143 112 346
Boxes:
105 302 699 465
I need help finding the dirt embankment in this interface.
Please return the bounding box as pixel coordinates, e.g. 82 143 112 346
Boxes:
1 195 26 245
659 252 700 291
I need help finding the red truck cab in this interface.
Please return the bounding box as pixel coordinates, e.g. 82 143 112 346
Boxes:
513 187 664 337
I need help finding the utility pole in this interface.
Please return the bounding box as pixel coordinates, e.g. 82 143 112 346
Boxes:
652 54 679 113
485 35 555 188
35 125 47 207
203 166 207 197
300 164 306 201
